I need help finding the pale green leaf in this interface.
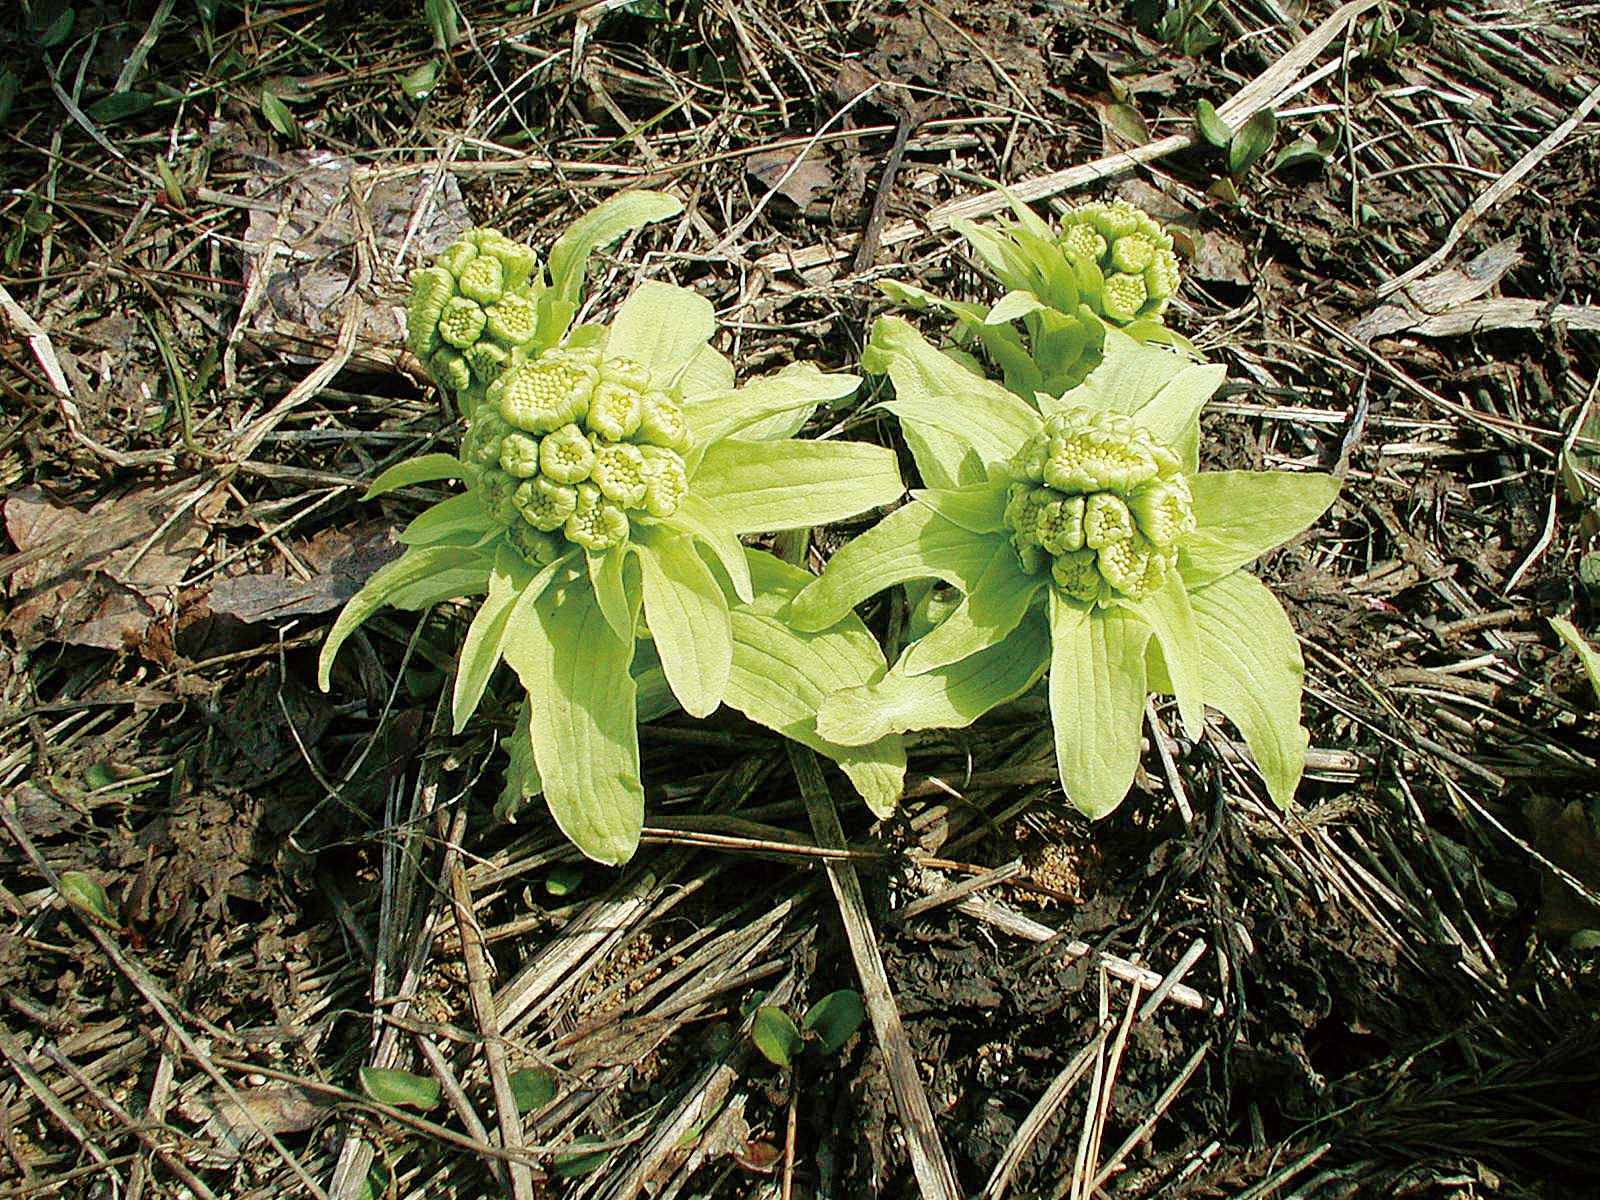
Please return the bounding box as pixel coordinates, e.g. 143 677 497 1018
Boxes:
786 503 999 633
802 989 866 1054
1188 571 1309 807
1181 470 1340 587
1046 329 1188 419
726 551 905 818
678 342 735 396
910 481 1009 534
1115 570 1204 737
1048 595 1152 819
686 362 858 448
901 544 1041 675
399 490 493 547
360 1068 440 1111
606 280 715 391
693 439 903 534
864 316 1042 478
751 1007 801 1067
363 453 462 500
630 637 678 723
656 492 751 602
986 289 1048 325
59 871 117 926
503 582 643 865
546 190 682 314
318 546 491 689
1552 616 1600 703
816 614 1051 745
587 544 638 644
1128 363 1226 449
453 548 534 732
636 530 731 717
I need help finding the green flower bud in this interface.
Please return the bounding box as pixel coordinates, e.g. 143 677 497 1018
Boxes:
499 432 543 478
479 469 521 525
539 422 596 485
1003 404 1190 604
507 522 560 565
600 356 650 392
586 381 644 442
515 476 579 531
590 440 649 507
638 392 689 450
457 253 504 305
640 447 688 518
462 411 512 469
565 483 629 551
494 352 597 434
437 297 487 348
1055 199 1181 324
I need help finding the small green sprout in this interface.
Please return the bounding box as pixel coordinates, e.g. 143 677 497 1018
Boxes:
788 317 1340 818
880 197 1188 400
751 989 866 1067
321 193 908 865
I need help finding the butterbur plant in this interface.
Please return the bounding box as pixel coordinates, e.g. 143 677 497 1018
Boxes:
319 192 908 865
787 317 1340 818
880 197 1189 405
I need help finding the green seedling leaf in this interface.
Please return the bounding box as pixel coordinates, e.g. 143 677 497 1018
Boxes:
154 157 186 209
39 8 76 48
544 864 583 897
1105 101 1150 145
1195 99 1231 149
425 0 460 49
1228 109 1278 175
259 89 299 139
359 1067 441 1111
1270 139 1329 172
801 989 866 1054
363 453 463 500
751 1006 802 1067
86 92 156 123
551 1136 608 1178
509 1066 558 1113
400 60 440 102
352 1156 390 1200
59 871 117 927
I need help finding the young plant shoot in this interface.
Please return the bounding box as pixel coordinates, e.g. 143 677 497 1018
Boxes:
787 316 1340 819
319 192 907 864
880 197 1189 401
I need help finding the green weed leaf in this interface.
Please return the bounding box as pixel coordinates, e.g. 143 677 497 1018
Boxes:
802 990 866 1054
1229 109 1278 175
359 1067 441 1111
1195 99 1231 149
59 871 116 927
509 1067 558 1113
752 1006 802 1066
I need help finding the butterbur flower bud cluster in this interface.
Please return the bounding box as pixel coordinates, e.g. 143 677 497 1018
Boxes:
1056 200 1182 325
460 347 690 558
407 229 542 414
1004 407 1194 604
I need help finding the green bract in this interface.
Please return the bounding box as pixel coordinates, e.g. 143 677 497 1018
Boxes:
879 197 1188 400
320 193 908 865
787 315 1340 819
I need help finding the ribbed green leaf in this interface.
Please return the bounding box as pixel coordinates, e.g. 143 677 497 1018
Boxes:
786 503 997 633
1189 571 1309 807
1115 569 1204 737
362 453 462 500
1181 470 1340 587
725 552 905 818
606 279 715 392
636 529 731 717
900 545 1042 676
657 492 752 602
863 316 1042 479
503 582 643 865
1128 363 1225 448
685 362 859 448
399 490 493 547
587 544 638 644
816 613 1051 745
453 548 534 732
1048 595 1152 819
910 481 1009 534
317 545 491 690
693 439 903 534
1048 328 1188 420
546 190 682 314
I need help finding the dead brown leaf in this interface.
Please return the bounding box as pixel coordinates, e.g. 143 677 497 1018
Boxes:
1525 797 1600 939
177 1083 332 1163
746 148 835 211
204 522 402 626
3 485 220 651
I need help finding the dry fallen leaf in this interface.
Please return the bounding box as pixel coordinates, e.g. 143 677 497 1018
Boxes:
178 1083 332 1163
746 148 835 211
4 485 220 650
204 522 402 626
1525 796 1600 939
